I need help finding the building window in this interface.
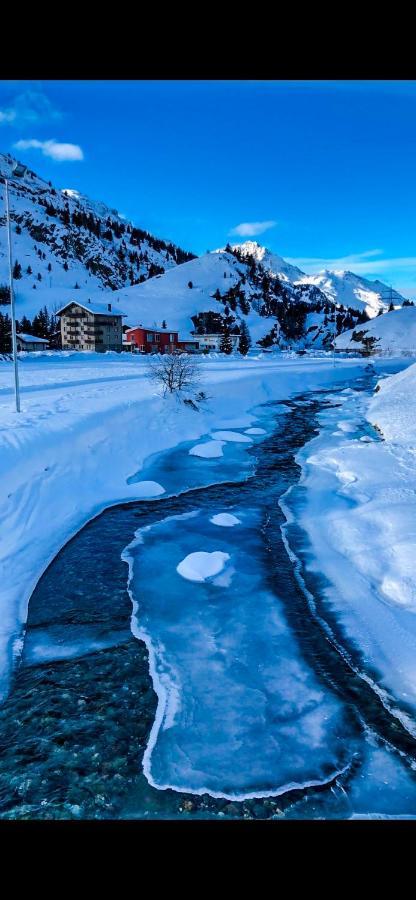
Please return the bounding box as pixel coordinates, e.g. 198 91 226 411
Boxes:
146 333 153 342
154 333 160 342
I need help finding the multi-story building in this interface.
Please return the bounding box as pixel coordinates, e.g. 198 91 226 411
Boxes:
125 325 179 353
125 325 200 354
57 301 125 352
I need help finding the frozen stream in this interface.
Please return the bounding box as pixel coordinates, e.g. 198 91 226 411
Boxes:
1 370 416 818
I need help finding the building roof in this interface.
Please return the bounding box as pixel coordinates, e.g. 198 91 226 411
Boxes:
55 300 126 317
126 325 179 334
17 333 49 343
198 333 239 338
178 334 199 343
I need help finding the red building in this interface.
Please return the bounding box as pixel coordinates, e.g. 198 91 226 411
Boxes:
125 326 179 353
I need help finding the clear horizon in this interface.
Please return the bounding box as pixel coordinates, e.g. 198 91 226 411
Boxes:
2 79 416 296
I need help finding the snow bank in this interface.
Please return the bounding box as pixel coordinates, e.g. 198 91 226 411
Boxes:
176 550 230 583
286 360 416 724
368 361 416 444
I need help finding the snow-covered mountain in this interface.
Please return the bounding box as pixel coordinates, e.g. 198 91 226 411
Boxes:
231 241 405 318
0 152 195 321
0 153 408 350
110 250 273 344
296 269 404 318
108 247 367 350
229 241 306 284
334 306 416 353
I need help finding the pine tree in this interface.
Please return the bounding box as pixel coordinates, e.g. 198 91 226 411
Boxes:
162 320 167 329
188 281 193 289
388 301 395 312
19 315 33 335
219 329 233 355
12 261 22 280
47 263 52 272
37 272 42 282
26 265 32 275
238 321 251 355
0 285 11 305
63 261 69 272
0 312 12 352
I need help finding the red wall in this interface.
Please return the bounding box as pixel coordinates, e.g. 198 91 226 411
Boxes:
126 327 179 352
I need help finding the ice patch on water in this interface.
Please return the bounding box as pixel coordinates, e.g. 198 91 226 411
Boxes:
210 513 241 527
245 427 267 435
212 565 236 587
189 441 225 458
211 431 253 443
122 505 352 800
132 480 165 497
177 550 230 583
337 422 357 433
23 626 130 665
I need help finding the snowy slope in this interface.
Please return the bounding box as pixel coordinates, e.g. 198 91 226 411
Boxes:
334 306 416 353
110 250 277 344
0 151 194 321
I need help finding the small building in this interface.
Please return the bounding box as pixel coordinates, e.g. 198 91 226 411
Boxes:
16 333 50 351
197 333 240 352
176 337 200 353
56 301 125 352
125 326 179 353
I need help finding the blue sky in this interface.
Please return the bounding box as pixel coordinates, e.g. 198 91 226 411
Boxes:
1 79 416 296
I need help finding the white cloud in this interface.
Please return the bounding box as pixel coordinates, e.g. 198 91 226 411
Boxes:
0 90 62 126
285 249 416 276
0 109 16 123
13 139 84 162
229 220 277 237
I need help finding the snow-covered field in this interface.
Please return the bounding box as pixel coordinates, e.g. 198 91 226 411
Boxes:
0 350 388 701
285 361 416 729
0 347 414 739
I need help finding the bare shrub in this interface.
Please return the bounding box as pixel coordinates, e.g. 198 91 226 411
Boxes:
147 353 206 407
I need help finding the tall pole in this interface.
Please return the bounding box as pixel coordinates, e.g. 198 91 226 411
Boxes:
5 178 21 412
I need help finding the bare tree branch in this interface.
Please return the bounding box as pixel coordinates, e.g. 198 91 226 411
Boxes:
146 353 202 400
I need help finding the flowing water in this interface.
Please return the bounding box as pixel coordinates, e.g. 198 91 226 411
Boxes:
1 369 416 819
